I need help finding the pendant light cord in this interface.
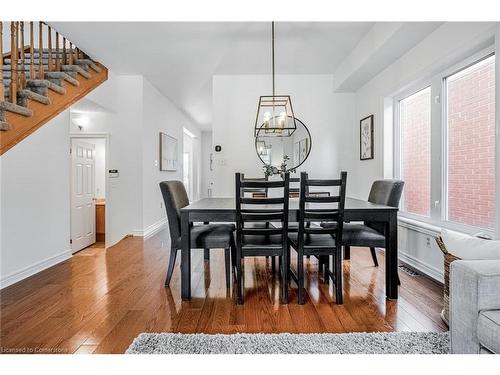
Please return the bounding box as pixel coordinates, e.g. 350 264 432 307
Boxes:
272 21 275 97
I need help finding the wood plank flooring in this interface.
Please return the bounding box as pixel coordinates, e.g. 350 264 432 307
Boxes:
0 229 447 354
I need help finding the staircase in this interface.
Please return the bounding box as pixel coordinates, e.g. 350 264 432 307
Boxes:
0 22 108 155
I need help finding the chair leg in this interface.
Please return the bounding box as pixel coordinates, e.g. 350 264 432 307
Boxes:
204 248 210 261
344 245 351 260
271 256 276 274
165 247 178 287
335 249 343 304
281 249 289 304
224 248 231 289
236 252 243 304
298 248 305 305
370 247 379 267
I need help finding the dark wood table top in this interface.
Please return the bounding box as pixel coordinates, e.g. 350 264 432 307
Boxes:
182 197 398 212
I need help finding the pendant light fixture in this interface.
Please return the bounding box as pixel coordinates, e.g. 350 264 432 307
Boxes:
254 22 297 137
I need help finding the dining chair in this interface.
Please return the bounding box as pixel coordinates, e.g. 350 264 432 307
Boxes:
235 172 290 304
288 171 347 304
321 179 404 273
159 180 235 289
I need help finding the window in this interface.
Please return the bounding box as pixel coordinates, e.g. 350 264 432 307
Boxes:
398 87 432 217
445 55 496 230
395 50 496 234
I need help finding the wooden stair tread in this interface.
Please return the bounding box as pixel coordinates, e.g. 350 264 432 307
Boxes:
0 121 10 131
7 89 52 105
61 65 91 79
76 59 102 73
44 71 80 86
26 79 66 95
0 101 33 117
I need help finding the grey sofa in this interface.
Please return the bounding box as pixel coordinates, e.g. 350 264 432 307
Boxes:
450 260 500 354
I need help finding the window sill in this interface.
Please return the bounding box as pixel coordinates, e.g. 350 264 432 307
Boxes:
398 215 495 239
398 217 441 237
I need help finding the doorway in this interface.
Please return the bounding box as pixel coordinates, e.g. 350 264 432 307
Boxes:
183 128 198 201
70 136 107 253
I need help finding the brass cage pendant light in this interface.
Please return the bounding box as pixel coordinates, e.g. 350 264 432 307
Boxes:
254 22 297 137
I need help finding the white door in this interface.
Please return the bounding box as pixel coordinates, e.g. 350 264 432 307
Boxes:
71 139 96 253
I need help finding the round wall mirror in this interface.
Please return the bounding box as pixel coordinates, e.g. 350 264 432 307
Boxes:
255 117 312 172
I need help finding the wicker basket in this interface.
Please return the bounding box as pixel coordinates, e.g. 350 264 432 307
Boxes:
436 236 461 326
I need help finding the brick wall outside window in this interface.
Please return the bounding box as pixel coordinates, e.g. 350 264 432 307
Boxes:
400 87 431 216
446 56 496 230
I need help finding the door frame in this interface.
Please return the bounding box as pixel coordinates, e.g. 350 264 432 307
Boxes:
70 133 110 248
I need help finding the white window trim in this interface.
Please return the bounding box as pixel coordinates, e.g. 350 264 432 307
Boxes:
394 45 496 237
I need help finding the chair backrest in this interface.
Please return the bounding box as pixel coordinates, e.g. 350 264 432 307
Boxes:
159 180 190 241
366 179 404 233
368 180 404 207
235 173 290 251
298 171 347 247
241 174 268 198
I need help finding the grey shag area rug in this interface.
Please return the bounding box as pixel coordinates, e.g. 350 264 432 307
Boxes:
126 332 449 354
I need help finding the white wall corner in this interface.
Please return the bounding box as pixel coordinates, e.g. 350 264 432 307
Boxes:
133 217 167 238
0 250 72 289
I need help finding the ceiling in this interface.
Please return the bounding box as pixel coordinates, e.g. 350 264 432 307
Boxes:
51 22 437 131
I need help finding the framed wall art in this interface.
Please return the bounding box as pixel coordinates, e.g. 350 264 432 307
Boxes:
159 132 178 171
360 115 374 160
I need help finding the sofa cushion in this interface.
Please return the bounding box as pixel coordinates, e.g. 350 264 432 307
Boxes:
441 229 500 260
477 310 500 354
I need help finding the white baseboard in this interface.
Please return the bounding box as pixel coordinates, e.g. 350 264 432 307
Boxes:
133 218 167 238
0 250 72 289
398 250 444 283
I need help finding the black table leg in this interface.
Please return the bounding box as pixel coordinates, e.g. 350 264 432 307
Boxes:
386 212 398 299
181 211 191 300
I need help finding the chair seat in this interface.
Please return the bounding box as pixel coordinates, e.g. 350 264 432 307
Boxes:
178 223 235 249
320 222 386 247
288 232 338 248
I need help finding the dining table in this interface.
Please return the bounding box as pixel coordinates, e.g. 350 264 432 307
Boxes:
180 197 399 301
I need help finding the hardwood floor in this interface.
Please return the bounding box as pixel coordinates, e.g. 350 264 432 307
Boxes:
0 229 447 354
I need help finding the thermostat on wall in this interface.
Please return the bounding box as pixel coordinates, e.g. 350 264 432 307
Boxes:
215 145 222 152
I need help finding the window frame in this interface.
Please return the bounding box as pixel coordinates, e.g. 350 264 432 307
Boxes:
394 46 496 236
394 83 434 221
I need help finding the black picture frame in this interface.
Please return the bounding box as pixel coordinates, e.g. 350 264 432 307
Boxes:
360 115 374 160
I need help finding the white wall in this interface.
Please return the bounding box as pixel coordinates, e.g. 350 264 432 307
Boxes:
71 75 202 241
70 73 144 246
212 74 355 197
1 110 71 288
201 131 214 198
341 22 500 281
142 79 201 235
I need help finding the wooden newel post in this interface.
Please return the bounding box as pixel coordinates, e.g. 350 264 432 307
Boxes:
63 37 67 66
20 21 26 89
47 25 53 72
10 22 18 104
0 22 4 101
55 31 60 71
69 42 73 65
38 22 44 78
29 22 35 80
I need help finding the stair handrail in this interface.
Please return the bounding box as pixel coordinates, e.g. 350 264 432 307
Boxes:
1 21 92 106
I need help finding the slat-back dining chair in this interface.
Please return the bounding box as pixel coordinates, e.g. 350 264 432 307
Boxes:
321 180 404 274
159 181 235 289
235 172 290 304
288 171 347 304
